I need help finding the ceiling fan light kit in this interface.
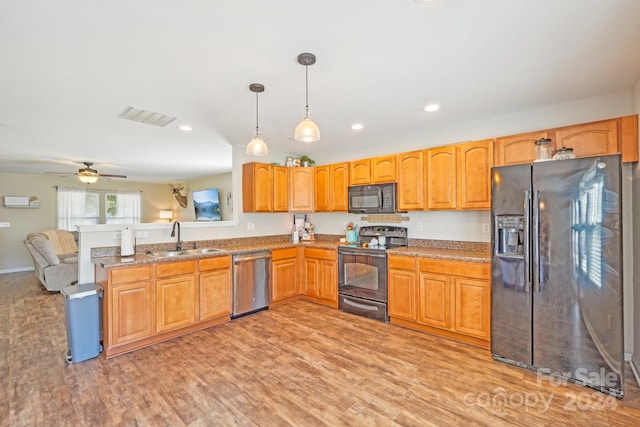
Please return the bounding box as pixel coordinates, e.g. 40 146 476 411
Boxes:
247 83 269 157
294 52 320 143
46 161 127 184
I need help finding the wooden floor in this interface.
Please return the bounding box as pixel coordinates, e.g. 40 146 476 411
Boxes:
3 272 640 427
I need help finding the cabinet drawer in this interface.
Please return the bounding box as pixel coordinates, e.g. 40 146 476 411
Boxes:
304 247 336 261
388 255 416 270
272 247 297 260
198 255 231 271
156 260 196 278
111 265 152 285
419 258 489 279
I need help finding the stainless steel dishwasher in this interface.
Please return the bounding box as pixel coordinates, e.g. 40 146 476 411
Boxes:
231 251 272 318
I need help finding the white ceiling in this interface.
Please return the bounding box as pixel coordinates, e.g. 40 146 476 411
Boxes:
1 0 639 183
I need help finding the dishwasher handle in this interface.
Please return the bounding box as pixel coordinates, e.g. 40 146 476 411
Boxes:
233 252 272 263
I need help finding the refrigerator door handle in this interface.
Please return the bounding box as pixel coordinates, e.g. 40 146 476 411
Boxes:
532 190 541 293
524 190 531 293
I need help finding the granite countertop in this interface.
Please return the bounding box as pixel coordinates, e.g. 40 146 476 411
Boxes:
92 236 490 268
386 246 490 263
92 240 341 268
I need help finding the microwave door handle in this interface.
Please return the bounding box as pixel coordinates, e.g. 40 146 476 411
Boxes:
377 188 383 208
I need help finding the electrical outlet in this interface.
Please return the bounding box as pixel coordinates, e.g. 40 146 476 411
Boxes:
0 222 10 228
417 223 423 232
481 224 490 233
343 221 348 230
247 222 255 231
136 231 148 238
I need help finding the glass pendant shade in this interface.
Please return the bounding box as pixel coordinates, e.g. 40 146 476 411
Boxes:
246 134 268 156
294 113 320 143
247 83 268 156
294 53 320 143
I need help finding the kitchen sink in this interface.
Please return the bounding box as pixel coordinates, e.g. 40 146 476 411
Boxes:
145 247 227 258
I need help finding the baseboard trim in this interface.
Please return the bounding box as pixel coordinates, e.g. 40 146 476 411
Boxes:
631 360 640 388
0 267 34 275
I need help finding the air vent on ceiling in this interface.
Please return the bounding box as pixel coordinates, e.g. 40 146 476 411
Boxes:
118 105 177 127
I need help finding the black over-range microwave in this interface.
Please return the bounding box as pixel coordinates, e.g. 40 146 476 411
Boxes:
348 182 399 214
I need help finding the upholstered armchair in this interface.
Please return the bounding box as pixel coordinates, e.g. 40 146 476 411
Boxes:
24 230 78 292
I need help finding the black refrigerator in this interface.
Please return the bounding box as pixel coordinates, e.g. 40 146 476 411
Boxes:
490 154 624 397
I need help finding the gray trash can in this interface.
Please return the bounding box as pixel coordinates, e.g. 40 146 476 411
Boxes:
61 283 103 363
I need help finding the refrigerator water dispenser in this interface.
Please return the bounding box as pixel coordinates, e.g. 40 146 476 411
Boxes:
495 215 524 256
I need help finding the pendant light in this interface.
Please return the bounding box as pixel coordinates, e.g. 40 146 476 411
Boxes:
246 83 268 156
294 52 320 143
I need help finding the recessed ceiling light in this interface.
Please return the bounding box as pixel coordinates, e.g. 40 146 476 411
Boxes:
351 123 364 130
424 104 440 112
178 124 192 132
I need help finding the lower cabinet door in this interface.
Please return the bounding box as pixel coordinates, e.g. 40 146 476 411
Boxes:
454 277 490 339
272 257 298 302
388 268 417 321
156 275 196 332
199 269 231 321
418 272 452 329
111 281 154 346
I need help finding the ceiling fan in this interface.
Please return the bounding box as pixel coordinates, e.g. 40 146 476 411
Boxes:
46 162 128 184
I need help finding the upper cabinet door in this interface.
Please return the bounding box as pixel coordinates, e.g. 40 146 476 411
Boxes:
289 167 314 212
426 146 457 209
371 155 396 183
314 165 330 212
554 119 618 158
397 150 424 210
329 162 349 212
273 166 289 212
242 162 273 212
494 131 550 167
349 159 371 185
457 140 493 210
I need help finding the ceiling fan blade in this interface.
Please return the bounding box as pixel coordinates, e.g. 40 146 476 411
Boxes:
45 172 76 176
98 173 128 179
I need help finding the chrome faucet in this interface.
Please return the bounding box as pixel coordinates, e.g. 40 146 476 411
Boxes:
171 221 182 250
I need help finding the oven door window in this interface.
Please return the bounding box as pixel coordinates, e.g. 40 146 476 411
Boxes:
344 262 378 290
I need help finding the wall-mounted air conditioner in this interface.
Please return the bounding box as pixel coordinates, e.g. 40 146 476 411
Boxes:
4 196 38 208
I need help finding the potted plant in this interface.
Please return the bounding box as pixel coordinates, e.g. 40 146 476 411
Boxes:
299 155 315 167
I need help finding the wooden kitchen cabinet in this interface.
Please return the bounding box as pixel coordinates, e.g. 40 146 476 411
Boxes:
242 162 273 212
302 247 338 307
289 167 314 212
554 119 618 158
330 162 349 211
494 131 550 166
371 155 396 183
388 255 417 321
102 265 154 348
315 163 349 212
456 140 493 209
96 254 234 358
273 165 289 212
349 159 371 185
198 256 231 321
271 247 299 305
419 258 490 343
156 261 197 333
388 256 490 348
314 165 330 212
396 150 424 210
426 146 457 209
